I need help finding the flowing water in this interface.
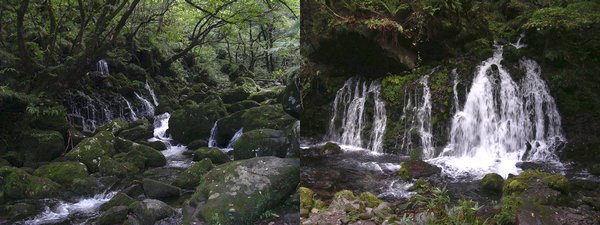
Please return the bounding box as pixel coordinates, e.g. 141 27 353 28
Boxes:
327 77 387 153
145 81 159 106
135 92 155 118
208 121 219 148
19 192 117 225
149 112 192 168
431 47 565 179
96 59 109 76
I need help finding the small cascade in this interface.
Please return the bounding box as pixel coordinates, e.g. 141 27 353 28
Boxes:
96 59 109 76
144 81 159 106
208 121 218 148
134 92 155 117
226 128 244 149
327 77 387 152
432 47 565 178
511 33 527 49
149 113 191 168
397 72 435 158
22 191 117 225
452 69 461 113
122 97 138 121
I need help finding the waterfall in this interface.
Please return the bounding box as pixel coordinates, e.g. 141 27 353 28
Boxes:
208 121 218 148
96 59 109 76
134 92 155 118
22 191 117 225
122 97 138 121
452 69 461 113
226 128 244 149
397 73 434 158
327 77 387 152
511 33 527 49
144 81 159 106
431 47 565 178
150 113 191 168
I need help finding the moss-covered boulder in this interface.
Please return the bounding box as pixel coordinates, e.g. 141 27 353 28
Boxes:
117 119 153 141
319 142 342 155
97 119 129 135
248 89 280 103
300 187 315 217
216 105 296 146
2 202 43 222
359 192 382 208
480 173 505 194
97 206 129 225
221 87 253 104
173 159 214 189
192 147 229 164
168 102 227 145
33 161 89 188
65 131 115 173
183 156 299 224
226 100 261 113
99 156 140 177
114 138 166 168
100 192 136 211
130 199 175 225
0 166 61 200
398 160 441 181
142 178 181 199
18 129 64 162
233 129 290 160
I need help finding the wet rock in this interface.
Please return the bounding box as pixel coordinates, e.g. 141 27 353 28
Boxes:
118 120 153 141
173 159 213 189
280 77 301 119
99 156 139 177
101 192 136 211
516 161 562 174
145 140 167 151
398 160 441 181
142 167 181 183
97 206 129 225
233 129 290 160
226 100 261 113
319 142 342 155
3 202 42 222
130 199 175 225
18 129 64 162
192 147 230 164
248 89 280 103
0 166 61 200
97 119 129 135
187 139 208 150
65 131 115 173
216 104 296 146
168 101 227 145
480 173 504 194
183 156 299 224
142 178 181 198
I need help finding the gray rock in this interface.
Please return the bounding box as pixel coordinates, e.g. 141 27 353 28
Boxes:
142 178 181 198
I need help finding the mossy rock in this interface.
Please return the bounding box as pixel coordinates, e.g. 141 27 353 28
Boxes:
334 190 356 201
118 120 153 141
130 199 175 225
300 187 315 217
192 147 229 164
97 206 129 225
65 131 115 173
101 192 136 211
319 142 342 155
398 160 441 181
168 102 227 145
220 86 254 104
247 90 280 103
232 129 290 160
33 161 89 188
480 173 505 194
359 192 382 208
504 179 527 194
0 166 61 200
142 178 181 198
226 100 261 113
216 105 296 146
173 159 214 189
99 156 139 177
3 202 43 222
97 119 129 135
183 157 299 225
18 129 65 162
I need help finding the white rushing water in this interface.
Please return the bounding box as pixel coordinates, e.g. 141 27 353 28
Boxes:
96 59 109 76
135 92 155 118
225 128 244 150
150 112 191 168
122 96 138 121
511 33 528 49
327 77 387 153
21 192 117 225
208 121 219 148
144 81 159 106
397 71 435 158
431 47 565 178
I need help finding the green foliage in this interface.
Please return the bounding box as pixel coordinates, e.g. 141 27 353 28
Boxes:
524 2 600 31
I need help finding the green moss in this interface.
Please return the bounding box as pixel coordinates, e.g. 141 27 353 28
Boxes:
334 190 356 201
313 199 326 209
541 174 569 194
65 131 115 173
504 179 527 194
359 192 382 208
0 166 61 200
33 161 88 187
300 187 315 216
493 194 521 225
173 159 214 189
480 173 504 194
399 163 410 181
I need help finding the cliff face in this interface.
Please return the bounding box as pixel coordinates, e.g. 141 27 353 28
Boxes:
299 0 600 165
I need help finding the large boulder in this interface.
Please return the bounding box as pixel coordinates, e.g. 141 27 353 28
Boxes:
18 129 64 162
65 131 115 173
99 156 140 177
220 77 260 104
183 157 299 224
33 161 89 189
0 166 61 200
118 119 153 141
97 119 129 135
130 199 175 225
142 178 181 198
100 192 136 211
480 173 504 194
279 78 301 119
173 159 214 189
97 206 129 225
248 89 281 103
114 138 166 168
192 147 230 164
233 129 290 160
226 100 261 113
168 102 227 145
216 104 296 146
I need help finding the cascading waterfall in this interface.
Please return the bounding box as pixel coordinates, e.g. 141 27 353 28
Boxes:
21 191 117 225
208 121 218 148
122 97 138 121
452 69 461 113
511 33 527 49
134 92 155 117
397 73 434 158
327 77 387 152
144 81 159 106
226 128 244 149
149 113 191 168
96 59 109 76
431 47 565 178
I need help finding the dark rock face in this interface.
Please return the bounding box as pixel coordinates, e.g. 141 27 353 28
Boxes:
399 160 441 181
233 129 290 160
280 78 301 120
18 129 64 162
183 156 299 225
